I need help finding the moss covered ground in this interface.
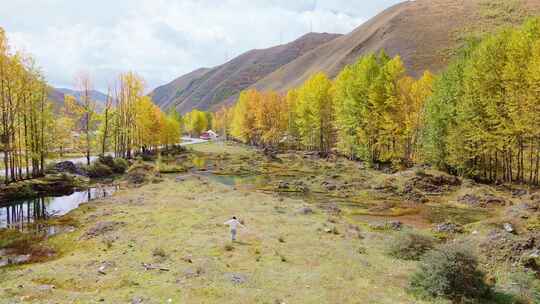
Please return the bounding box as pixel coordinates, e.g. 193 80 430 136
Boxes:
1 142 536 303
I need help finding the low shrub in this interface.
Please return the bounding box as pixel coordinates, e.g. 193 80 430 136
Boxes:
98 155 115 168
87 161 113 178
112 158 129 174
386 231 436 260
87 156 129 177
504 270 540 304
152 247 167 258
126 162 156 184
0 228 41 252
408 243 491 303
157 163 187 174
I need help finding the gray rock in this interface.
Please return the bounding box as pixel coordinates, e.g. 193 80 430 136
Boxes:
82 221 125 239
37 284 55 291
298 207 314 215
184 267 204 279
369 221 403 231
227 273 247 284
131 298 144 304
503 223 515 234
0 258 8 267
321 203 341 215
512 189 528 198
434 222 463 234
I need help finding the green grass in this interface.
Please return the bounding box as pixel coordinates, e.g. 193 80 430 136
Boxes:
1 142 527 303
0 142 438 304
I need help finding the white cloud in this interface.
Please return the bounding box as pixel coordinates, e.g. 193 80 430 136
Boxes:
0 0 401 92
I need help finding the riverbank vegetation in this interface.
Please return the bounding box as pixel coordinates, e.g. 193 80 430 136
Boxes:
0 27 182 185
214 18 540 186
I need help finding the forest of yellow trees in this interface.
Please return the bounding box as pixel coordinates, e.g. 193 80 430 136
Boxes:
0 29 181 184
213 18 540 185
3 18 540 185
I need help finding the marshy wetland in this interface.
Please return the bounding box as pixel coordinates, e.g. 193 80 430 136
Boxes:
0 142 539 303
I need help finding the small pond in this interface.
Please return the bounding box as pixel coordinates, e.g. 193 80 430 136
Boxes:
0 186 118 230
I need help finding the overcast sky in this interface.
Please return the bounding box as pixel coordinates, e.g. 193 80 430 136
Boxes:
0 0 402 92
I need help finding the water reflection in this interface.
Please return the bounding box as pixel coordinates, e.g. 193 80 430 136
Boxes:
0 187 117 230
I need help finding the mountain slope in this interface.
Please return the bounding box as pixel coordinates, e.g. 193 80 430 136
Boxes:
149 68 211 111
48 88 108 111
56 88 109 105
252 0 540 93
150 32 341 113
48 87 66 107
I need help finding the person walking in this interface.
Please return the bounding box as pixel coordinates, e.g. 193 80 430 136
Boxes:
224 216 245 241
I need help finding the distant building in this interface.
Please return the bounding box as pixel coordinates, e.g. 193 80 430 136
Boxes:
200 130 218 140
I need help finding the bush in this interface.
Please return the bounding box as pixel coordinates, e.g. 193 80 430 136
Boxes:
126 162 156 184
152 247 167 258
0 228 41 252
497 270 540 304
87 161 113 178
408 243 491 303
386 231 436 260
98 155 115 168
112 158 129 174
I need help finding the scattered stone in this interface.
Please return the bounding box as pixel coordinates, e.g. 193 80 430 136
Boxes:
183 267 204 279
511 188 528 198
321 181 337 191
81 221 125 239
503 223 516 234
402 184 428 203
347 225 364 239
131 298 144 304
458 193 507 208
298 207 314 215
181 256 193 263
320 203 341 215
37 284 55 291
227 273 247 284
97 261 116 275
369 221 403 231
406 171 461 194
434 222 464 234
277 181 290 190
175 175 187 182
142 262 170 271
276 181 308 193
